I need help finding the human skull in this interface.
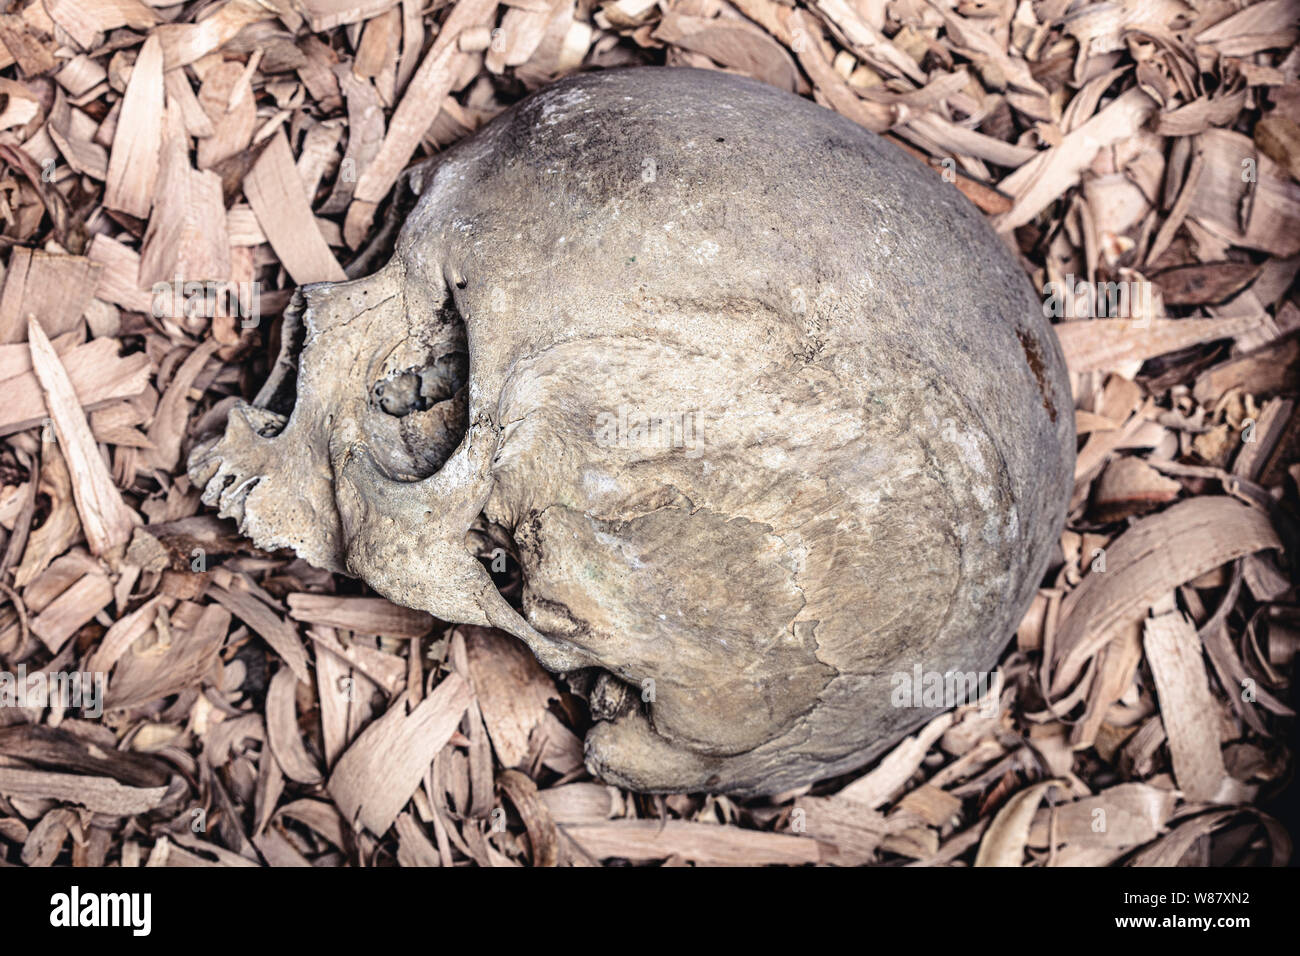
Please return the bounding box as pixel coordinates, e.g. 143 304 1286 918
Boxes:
191 67 1074 796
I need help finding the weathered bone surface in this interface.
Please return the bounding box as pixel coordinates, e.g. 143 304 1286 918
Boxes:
190 67 1074 796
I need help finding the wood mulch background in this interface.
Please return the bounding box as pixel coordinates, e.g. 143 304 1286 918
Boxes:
0 0 1297 867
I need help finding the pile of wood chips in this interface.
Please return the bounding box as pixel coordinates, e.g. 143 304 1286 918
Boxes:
0 0 1297 867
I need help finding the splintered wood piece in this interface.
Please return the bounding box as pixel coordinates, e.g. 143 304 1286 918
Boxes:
973 779 1064 868
26 319 137 556
0 337 151 437
537 712 584 774
786 9 894 133
265 667 325 784
276 798 348 850
1235 398 1298 484
29 570 113 653
1128 807 1290 867
496 769 559 866
812 0 925 82
243 128 345 284
537 782 619 824
146 835 260 866
1091 457 1181 522
86 234 155 314
314 640 353 766
1195 0 1300 47
139 106 231 291
1187 128 1300 257
13 445 80 589
349 0 499 235
651 12 799 93
1255 115 1300 182
307 626 406 697
108 602 229 709
44 0 158 50
485 5 551 73
0 248 103 343
1155 261 1263 306
354 8 400 102
103 34 163 218
83 600 163 676
836 712 953 808
995 88 1155 232
154 0 277 70
287 593 433 639
394 813 442 866
928 0 1048 98
123 515 257 571
143 338 220 472
317 68 384 215
461 625 558 768
0 767 167 815
296 35 343 111
789 794 910 864
0 725 170 789
328 672 472 834
209 580 312 683
1026 783 1178 853
562 819 825 865
299 0 404 32
1193 336 1300 406
1055 316 1263 374
196 60 256 170
0 77 38 129
48 90 109 179
163 68 214 139
1143 612 1240 803
0 15 57 77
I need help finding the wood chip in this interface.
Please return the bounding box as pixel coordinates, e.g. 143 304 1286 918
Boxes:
287 593 433 639
461 625 557 768
209 580 311 683
1052 497 1282 695
974 779 1064 867
265 667 325 784
243 129 346 284
0 767 167 816
103 34 163 219
349 0 499 240
328 672 472 834
26 319 137 556
0 249 102 343
108 602 229 709
1143 612 1241 803
562 819 826 865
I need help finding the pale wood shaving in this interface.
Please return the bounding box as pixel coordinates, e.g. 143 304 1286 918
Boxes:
328 672 472 834
26 319 137 557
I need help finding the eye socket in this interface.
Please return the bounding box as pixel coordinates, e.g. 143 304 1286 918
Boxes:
372 352 468 417
366 350 471 481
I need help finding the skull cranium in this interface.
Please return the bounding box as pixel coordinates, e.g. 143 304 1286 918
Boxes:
190 67 1074 796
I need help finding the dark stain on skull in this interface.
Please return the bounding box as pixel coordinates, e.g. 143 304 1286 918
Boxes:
1015 328 1058 423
